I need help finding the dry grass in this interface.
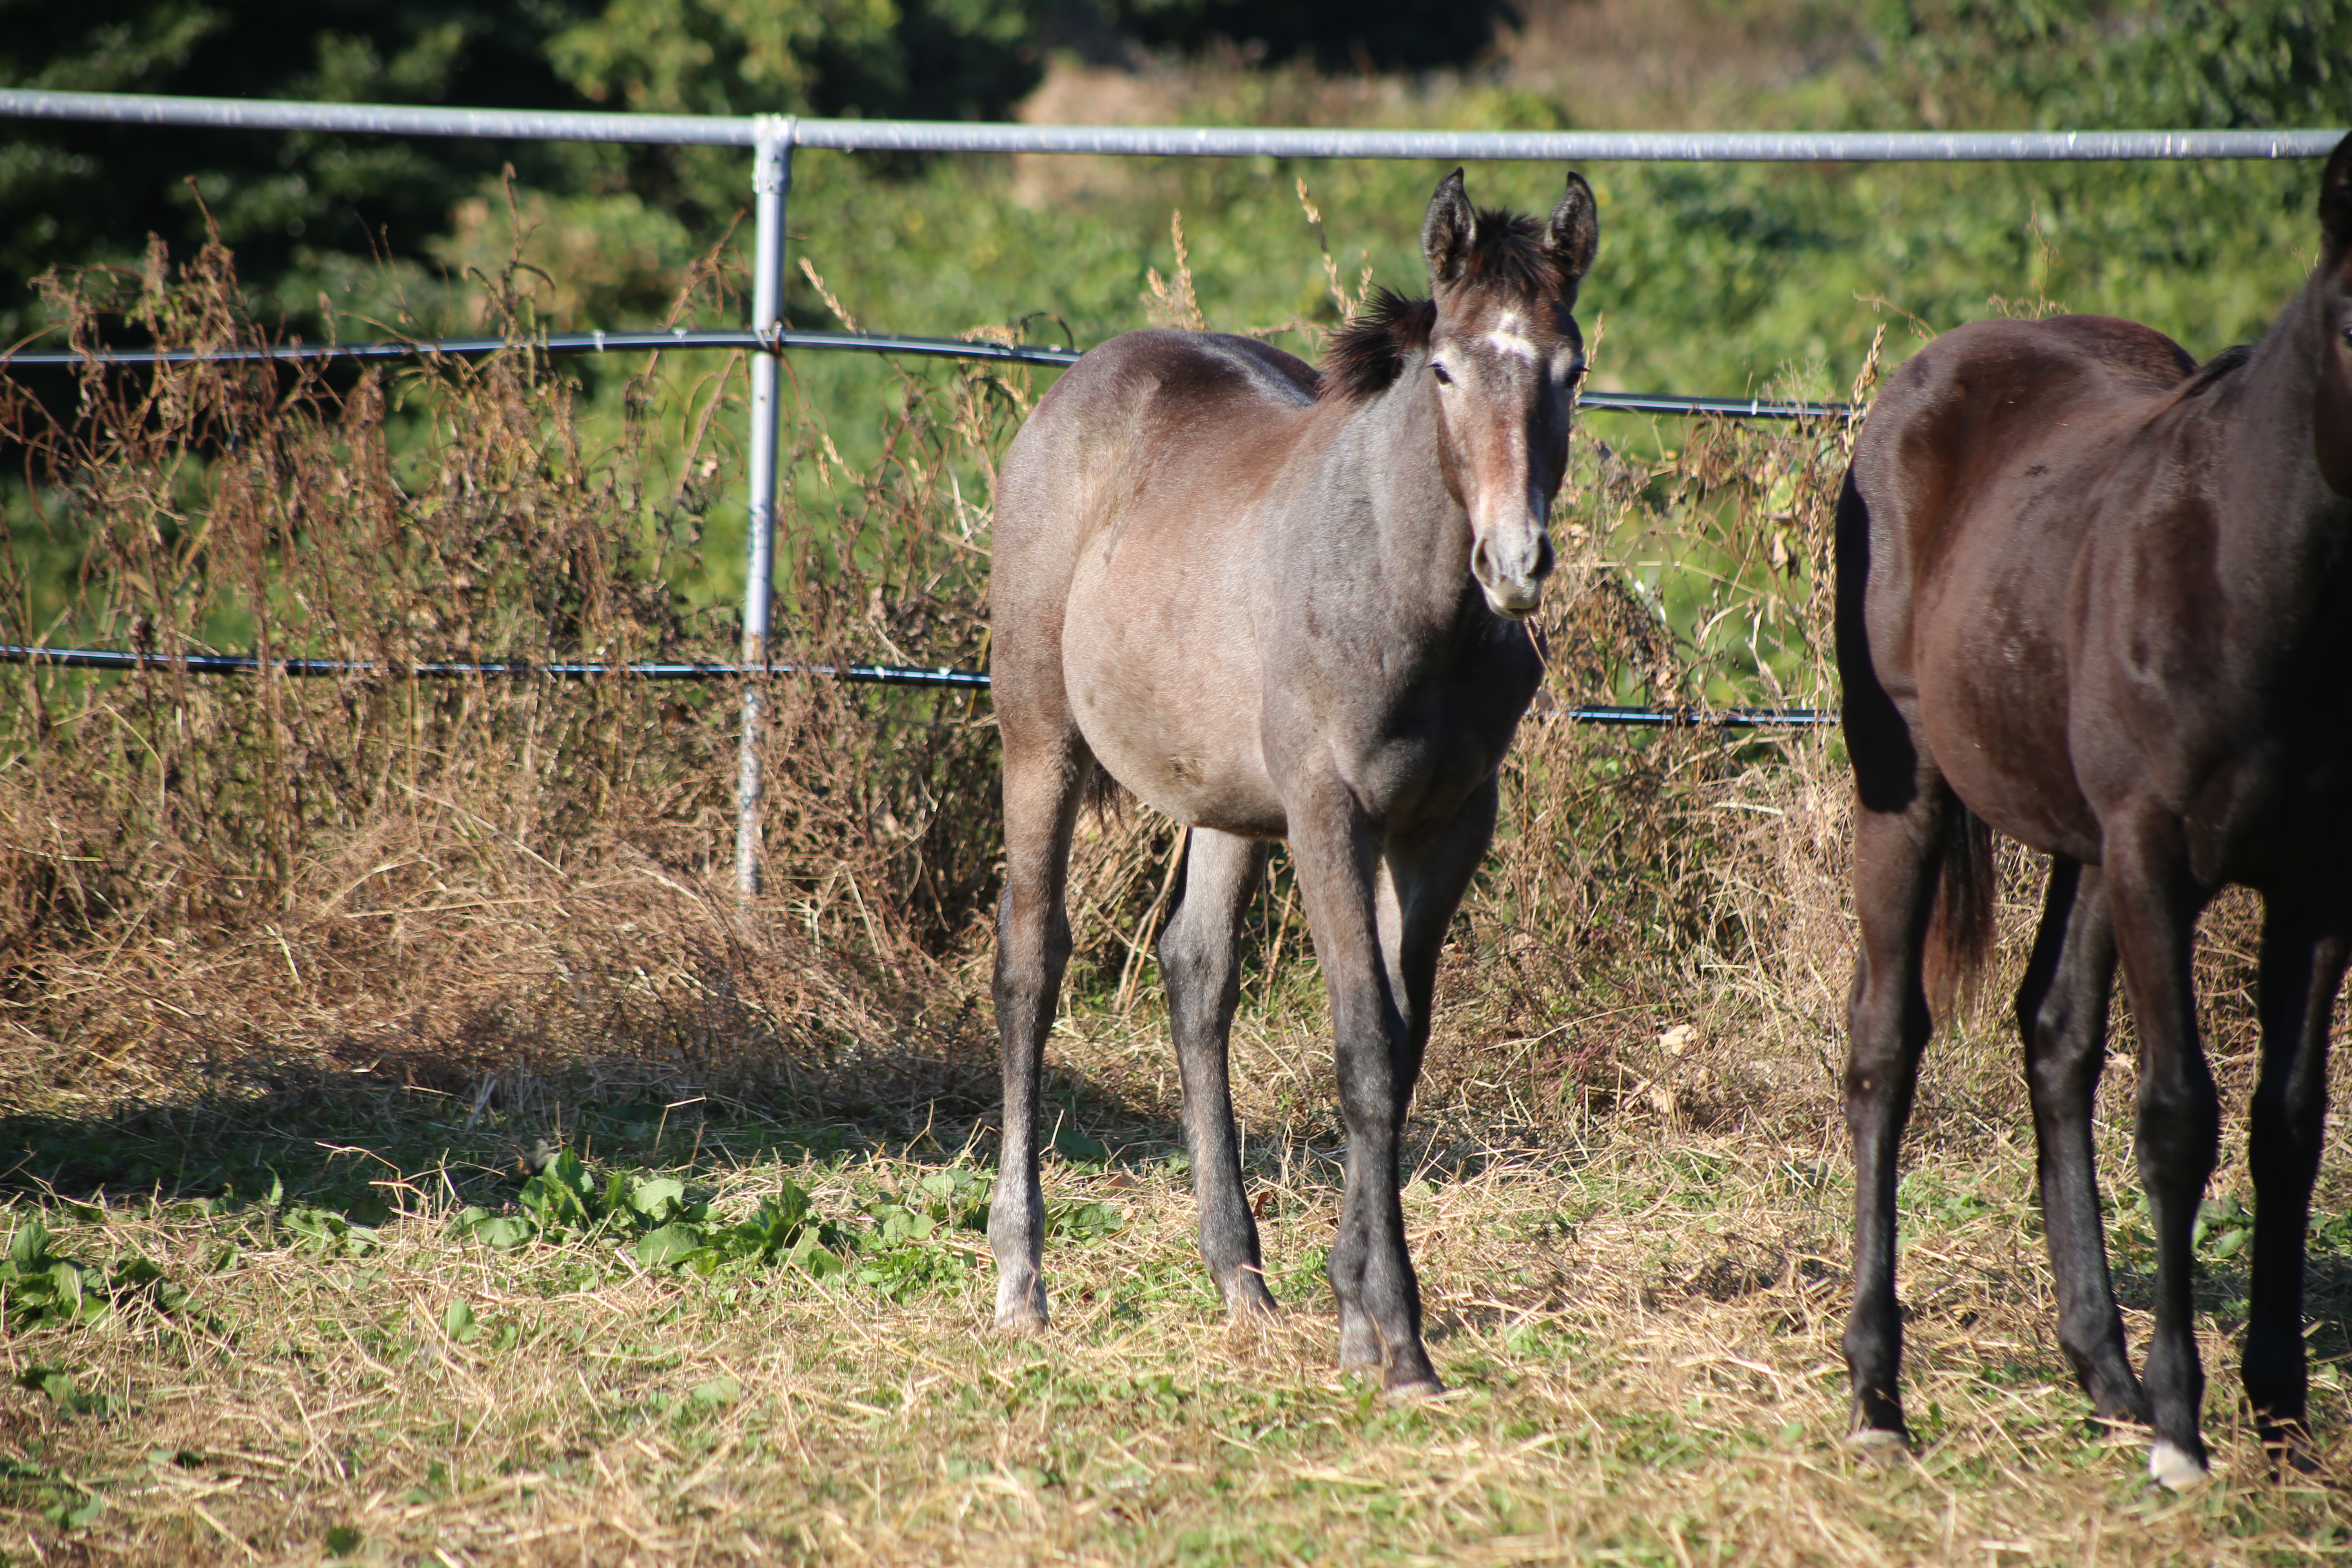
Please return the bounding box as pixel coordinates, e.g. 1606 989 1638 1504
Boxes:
6 226 2352 1567
7 1083 2352 1566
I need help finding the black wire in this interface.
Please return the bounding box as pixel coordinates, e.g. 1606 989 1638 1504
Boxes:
0 328 1853 421
0 645 1828 726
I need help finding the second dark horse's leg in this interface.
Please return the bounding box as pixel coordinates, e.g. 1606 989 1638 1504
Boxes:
1159 827 1278 1318
2016 859 2148 1425
2104 808 2221 1489
2242 898 2348 1466
1843 796 1947 1444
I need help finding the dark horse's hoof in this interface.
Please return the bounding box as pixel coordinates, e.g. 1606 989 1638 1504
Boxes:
2266 1428 2325 1481
1846 1427 1911 1468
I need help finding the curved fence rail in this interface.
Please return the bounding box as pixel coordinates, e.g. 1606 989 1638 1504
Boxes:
0 647 1831 728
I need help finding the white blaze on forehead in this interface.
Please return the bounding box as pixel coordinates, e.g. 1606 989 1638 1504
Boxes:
1485 310 1537 361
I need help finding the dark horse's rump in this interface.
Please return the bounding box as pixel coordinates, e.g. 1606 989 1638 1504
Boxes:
985 171 1596 1392
1837 133 2352 1486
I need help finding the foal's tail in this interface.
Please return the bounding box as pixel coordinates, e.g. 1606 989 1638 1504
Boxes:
1922 804 1996 1029
1082 759 1127 825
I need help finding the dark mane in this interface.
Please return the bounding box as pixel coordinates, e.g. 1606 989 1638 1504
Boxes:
1450 205 1575 295
1319 288 1437 403
2180 342 2255 397
1317 205 1572 405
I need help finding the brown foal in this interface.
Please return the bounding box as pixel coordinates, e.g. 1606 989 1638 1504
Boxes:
1838 134 2352 1486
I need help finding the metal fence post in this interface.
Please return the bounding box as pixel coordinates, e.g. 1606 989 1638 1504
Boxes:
736 114 795 897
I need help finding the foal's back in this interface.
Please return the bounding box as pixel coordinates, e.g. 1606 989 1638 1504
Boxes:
992 329 1321 607
991 330 1332 835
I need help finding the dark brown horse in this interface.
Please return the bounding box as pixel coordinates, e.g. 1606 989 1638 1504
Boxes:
986 170 1596 1391
1837 133 2352 1486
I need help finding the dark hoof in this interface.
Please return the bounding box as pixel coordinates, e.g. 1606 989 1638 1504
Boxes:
2087 1385 2153 1430
1224 1276 1279 1324
1383 1372 1448 1401
1846 1427 1911 1468
992 1274 1050 1334
2263 1424 2323 1479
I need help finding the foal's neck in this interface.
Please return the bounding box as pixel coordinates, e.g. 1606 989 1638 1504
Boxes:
2203 272 2352 666
1352 373 1486 637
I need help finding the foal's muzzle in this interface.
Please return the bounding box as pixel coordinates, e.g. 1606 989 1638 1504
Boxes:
1472 526 1555 620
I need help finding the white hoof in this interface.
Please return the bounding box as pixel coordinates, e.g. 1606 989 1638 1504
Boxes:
2147 1440 2208 1491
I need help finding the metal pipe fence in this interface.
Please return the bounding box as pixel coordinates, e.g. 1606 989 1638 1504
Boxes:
6 89 2336 890
3 90 2341 161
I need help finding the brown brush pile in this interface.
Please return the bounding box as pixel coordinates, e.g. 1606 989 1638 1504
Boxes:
0 235 1015 1140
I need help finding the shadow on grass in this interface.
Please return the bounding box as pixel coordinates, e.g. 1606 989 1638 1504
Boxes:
0 1022 1209 1228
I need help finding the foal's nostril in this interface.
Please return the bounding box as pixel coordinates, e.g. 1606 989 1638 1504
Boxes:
1532 533 1555 581
1471 537 1495 585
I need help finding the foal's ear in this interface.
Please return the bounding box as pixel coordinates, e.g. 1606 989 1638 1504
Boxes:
1546 172 1599 287
1423 169 1477 286
2322 131 2352 260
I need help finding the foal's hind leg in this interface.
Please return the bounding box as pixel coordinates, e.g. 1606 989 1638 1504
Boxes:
2016 859 2147 1427
1159 828 1278 1319
1842 794 1951 1445
987 726 1092 1332
2242 897 2349 1466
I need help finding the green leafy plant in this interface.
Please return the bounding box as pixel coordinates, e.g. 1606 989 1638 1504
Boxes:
2194 1193 2255 1263
454 1156 853 1280
280 1207 381 1259
17 1365 121 1421
1 1220 189 1331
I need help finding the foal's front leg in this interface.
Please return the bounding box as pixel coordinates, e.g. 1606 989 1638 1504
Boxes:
1158 827 1278 1319
1289 781 1439 1394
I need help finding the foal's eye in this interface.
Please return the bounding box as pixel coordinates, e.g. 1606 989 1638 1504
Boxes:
1431 363 1454 385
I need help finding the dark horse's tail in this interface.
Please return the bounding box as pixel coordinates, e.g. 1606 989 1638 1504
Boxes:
1922 804 1996 1028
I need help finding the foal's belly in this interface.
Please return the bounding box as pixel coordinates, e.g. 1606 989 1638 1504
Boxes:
1061 554 1287 838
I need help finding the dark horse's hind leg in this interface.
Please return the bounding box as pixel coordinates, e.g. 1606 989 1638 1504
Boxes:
2016 859 2148 1426
1159 827 1278 1319
1842 794 1950 1445
2242 898 2348 1467
987 720 1094 1332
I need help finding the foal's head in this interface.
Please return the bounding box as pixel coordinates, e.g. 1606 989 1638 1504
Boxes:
1322 169 1599 619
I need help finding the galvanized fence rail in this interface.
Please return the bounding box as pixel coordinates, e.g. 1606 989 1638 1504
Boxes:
4 89 2339 889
